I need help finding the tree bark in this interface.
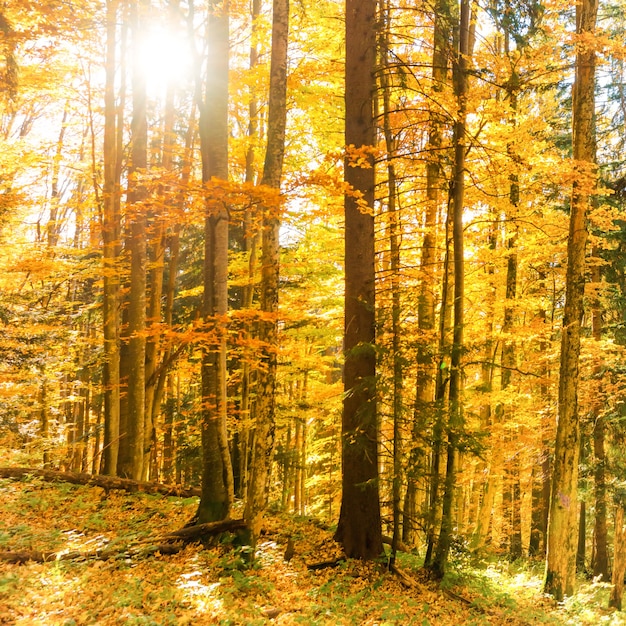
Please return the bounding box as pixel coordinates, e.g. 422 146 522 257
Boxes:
244 0 289 552
406 0 451 547
196 0 234 524
379 0 404 566
102 0 121 477
544 0 597 601
429 0 470 579
118 0 148 481
591 255 609 579
334 0 383 560
610 506 626 610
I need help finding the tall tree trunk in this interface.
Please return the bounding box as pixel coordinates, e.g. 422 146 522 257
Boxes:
502 195 521 560
196 0 234 523
544 0 597 600
405 0 451 548
334 0 383 560
470 224 497 553
591 256 609 579
379 0 404 566
423 214 453 567
244 0 289 552
529 268 552 558
118 0 148 481
233 0 262 501
429 0 470 579
102 0 121 476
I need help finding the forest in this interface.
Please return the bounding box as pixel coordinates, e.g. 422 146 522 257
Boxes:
2 0 626 623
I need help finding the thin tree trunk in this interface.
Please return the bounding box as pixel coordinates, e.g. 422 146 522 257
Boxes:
233 0 261 501
423 209 453 567
544 0 597 600
405 0 450 548
102 0 121 476
610 505 626 610
470 223 497 553
529 267 552 558
294 415 302 515
591 256 609 579
379 0 404 566
244 0 289 552
429 0 470 579
577 500 586 572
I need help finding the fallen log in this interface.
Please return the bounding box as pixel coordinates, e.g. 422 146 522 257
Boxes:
306 558 344 570
0 543 184 564
163 518 247 543
0 467 201 498
389 563 418 588
382 535 412 554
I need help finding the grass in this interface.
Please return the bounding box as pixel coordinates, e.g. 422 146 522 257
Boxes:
1 474 626 625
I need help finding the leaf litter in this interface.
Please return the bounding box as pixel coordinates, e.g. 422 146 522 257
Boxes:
0 477 622 625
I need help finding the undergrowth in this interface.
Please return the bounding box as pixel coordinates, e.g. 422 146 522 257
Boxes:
0 474 625 625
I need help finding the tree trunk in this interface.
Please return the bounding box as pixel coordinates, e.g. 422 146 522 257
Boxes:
232 0 261 502
196 0 234 524
118 0 148 481
610 505 626 610
405 0 450 549
470 223 497 553
334 0 383 560
591 256 609 579
102 0 121 477
379 0 404 566
423 215 453 567
244 0 289 552
429 0 470 579
593 412 608 578
544 0 597 601
577 500 586 572
529 268 552 558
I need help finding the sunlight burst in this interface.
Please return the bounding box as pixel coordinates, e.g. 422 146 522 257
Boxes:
137 23 194 92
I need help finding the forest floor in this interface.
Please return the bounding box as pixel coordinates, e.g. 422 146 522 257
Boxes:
0 472 624 625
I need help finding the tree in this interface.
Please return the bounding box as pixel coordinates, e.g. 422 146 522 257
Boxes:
196 0 234 523
544 0 598 601
334 0 383 560
405 0 451 549
428 0 471 579
609 503 626 609
101 0 121 476
243 0 289 551
117 0 148 481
